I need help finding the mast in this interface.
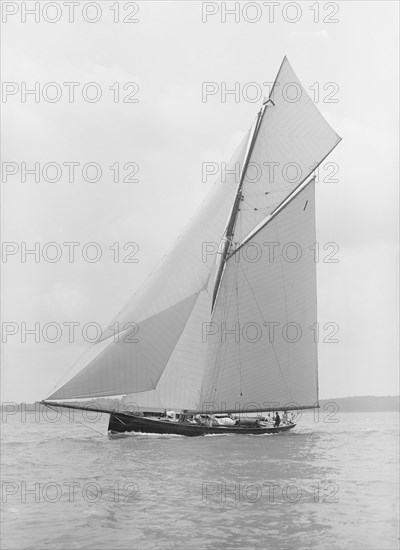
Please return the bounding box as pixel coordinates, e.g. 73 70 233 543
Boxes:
211 99 271 310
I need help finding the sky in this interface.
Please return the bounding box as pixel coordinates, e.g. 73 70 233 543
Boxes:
1 0 399 403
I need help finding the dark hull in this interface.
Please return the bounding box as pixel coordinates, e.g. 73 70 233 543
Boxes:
108 412 296 437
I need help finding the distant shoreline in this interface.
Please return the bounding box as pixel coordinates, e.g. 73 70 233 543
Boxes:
1 395 399 413
319 396 399 412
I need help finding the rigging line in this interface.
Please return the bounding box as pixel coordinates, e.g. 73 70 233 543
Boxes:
274 221 293 402
46 404 107 438
225 262 252 404
153 383 165 410
235 257 243 398
209 275 229 396
172 369 188 411
210 342 231 406
239 206 273 213
46 404 161 467
241 185 296 199
207 312 222 402
208 283 230 401
229 176 316 260
212 103 268 311
237 261 292 398
207 264 238 403
210 256 252 405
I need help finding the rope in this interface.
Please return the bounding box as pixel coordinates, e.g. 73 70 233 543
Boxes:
46 404 107 438
238 261 292 398
235 258 243 398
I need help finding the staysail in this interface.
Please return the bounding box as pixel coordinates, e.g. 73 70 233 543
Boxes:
47 130 251 402
122 282 214 411
46 57 341 414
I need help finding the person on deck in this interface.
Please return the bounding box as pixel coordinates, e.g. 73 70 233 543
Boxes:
274 412 281 427
282 411 288 424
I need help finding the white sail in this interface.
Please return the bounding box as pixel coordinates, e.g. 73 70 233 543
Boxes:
122 286 212 411
47 130 251 401
99 129 251 342
48 291 200 399
45 58 341 415
231 57 341 248
199 179 318 413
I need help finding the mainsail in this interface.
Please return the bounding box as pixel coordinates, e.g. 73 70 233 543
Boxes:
46 57 341 414
199 179 318 413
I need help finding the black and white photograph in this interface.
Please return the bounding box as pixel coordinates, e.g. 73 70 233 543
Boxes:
1 1 399 549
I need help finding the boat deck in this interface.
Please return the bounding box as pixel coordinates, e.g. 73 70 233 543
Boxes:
108 412 296 437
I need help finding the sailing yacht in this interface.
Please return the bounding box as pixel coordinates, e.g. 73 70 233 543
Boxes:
41 57 341 436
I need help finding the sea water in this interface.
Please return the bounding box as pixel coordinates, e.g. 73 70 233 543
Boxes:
1 409 398 549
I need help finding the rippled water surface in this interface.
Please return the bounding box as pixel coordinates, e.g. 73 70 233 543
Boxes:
1 410 399 549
